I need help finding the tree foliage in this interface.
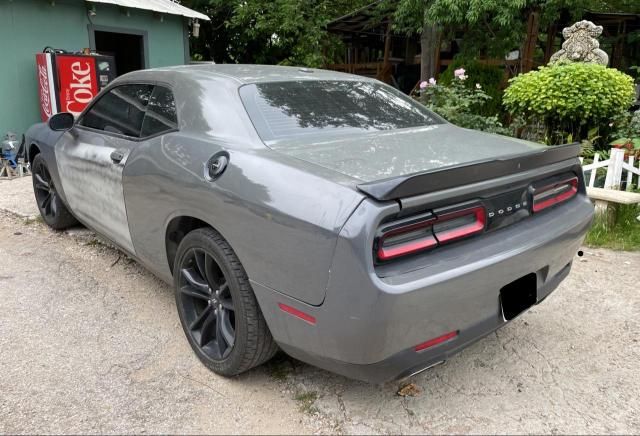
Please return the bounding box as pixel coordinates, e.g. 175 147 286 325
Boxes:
391 0 640 58
179 0 369 66
180 0 640 66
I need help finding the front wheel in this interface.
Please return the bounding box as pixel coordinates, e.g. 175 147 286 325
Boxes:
174 228 278 376
31 154 78 230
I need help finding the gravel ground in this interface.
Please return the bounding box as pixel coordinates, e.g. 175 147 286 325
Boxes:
0 177 639 434
0 176 38 218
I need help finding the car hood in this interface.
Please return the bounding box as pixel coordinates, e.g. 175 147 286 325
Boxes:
268 124 546 183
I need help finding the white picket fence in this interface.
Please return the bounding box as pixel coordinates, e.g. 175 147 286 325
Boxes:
580 147 640 190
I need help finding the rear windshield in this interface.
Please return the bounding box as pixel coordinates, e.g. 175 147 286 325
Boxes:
239 80 441 142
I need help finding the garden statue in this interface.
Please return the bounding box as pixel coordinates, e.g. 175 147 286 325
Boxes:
550 20 609 66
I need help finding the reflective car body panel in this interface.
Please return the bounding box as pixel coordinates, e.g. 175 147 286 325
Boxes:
57 128 136 252
268 124 546 182
25 64 594 382
122 135 364 304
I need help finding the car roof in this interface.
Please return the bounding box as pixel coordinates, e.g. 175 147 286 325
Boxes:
117 64 375 86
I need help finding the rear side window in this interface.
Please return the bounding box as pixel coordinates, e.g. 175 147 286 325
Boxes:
141 85 178 137
240 80 441 142
80 84 153 137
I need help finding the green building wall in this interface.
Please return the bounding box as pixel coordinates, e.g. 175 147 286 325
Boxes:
0 0 189 138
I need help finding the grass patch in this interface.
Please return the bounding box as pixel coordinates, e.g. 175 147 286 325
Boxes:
585 204 640 250
23 215 43 225
267 361 291 382
265 353 295 381
84 238 103 247
294 391 318 414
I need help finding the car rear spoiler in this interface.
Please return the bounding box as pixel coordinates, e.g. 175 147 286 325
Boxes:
356 142 581 201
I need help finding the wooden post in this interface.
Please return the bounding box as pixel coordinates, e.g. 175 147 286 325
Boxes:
597 147 625 227
380 21 392 83
544 23 557 64
626 155 635 191
434 31 442 79
593 198 615 228
604 148 625 190
420 23 439 81
522 10 540 73
612 20 626 69
588 153 600 188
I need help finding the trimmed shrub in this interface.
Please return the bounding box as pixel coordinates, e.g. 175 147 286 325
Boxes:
503 62 635 144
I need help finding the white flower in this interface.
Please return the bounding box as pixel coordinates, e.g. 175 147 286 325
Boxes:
476 83 482 89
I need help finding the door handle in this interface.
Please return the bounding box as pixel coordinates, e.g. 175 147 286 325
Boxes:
110 150 125 164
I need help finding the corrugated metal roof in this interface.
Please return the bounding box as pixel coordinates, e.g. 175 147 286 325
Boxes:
86 0 210 21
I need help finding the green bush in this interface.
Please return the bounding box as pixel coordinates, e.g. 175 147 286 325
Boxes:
416 70 510 135
503 63 635 145
440 60 505 116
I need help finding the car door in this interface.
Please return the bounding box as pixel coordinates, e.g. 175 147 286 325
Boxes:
55 83 154 254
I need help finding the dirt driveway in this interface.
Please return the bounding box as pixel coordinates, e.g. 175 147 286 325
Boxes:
0 178 639 434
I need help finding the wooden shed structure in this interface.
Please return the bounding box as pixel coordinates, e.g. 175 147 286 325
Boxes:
326 2 640 93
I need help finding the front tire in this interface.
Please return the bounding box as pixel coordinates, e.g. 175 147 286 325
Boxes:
174 228 278 376
31 154 78 230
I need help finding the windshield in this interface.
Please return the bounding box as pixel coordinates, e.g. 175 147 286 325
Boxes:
239 80 442 143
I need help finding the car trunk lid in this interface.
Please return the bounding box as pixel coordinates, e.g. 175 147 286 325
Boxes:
269 124 580 201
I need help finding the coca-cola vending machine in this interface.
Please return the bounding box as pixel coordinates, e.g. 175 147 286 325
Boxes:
36 51 116 121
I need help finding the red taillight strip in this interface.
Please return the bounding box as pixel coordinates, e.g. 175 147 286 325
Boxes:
415 330 458 352
377 217 437 261
377 235 437 261
376 204 486 262
278 303 316 325
434 206 486 244
532 177 578 213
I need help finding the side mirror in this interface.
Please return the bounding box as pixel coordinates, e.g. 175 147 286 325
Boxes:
48 112 75 132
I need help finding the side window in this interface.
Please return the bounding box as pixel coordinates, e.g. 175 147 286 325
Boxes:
80 84 154 138
140 86 178 137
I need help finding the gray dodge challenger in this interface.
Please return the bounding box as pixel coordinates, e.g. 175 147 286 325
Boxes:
26 65 594 382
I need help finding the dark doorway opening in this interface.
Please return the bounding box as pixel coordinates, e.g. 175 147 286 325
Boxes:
94 31 144 75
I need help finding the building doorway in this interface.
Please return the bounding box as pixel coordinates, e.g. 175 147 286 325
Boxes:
90 27 147 76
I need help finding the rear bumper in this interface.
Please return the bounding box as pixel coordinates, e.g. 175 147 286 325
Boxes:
275 261 570 383
252 195 594 383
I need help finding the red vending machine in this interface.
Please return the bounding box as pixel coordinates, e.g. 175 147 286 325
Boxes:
36 51 116 121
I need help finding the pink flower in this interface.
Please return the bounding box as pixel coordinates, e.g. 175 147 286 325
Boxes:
454 68 467 80
419 81 428 89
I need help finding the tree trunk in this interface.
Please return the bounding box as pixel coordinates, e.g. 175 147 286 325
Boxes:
420 23 439 81
381 22 393 84
521 9 540 73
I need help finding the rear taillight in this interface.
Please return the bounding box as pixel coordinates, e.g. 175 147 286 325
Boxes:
433 205 486 244
376 204 486 262
377 213 437 261
531 176 578 213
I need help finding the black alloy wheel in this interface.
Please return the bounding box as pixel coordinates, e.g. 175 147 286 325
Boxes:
31 154 77 230
174 228 278 376
178 248 236 360
33 158 57 219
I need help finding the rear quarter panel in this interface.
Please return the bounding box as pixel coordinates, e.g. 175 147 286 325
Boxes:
122 133 364 305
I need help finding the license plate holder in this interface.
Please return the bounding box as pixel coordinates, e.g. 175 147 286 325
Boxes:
500 273 537 321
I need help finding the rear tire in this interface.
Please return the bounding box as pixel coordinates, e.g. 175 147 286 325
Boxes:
174 227 278 376
31 154 78 230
